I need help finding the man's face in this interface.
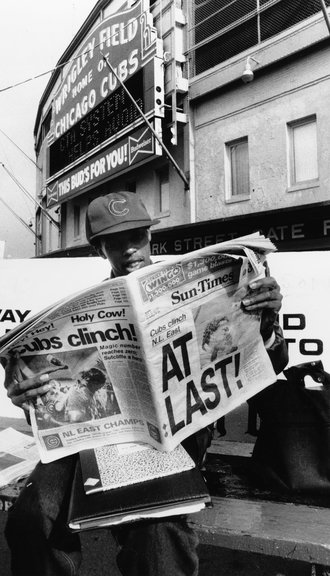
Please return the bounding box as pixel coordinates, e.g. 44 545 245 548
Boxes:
100 227 152 277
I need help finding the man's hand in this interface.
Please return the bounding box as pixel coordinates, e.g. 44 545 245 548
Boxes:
241 276 283 342
2 355 52 412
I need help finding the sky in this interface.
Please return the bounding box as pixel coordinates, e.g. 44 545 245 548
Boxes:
0 0 98 258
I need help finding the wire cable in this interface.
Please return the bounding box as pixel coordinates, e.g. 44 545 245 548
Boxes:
0 195 38 239
0 163 60 228
0 6 150 94
101 52 189 190
0 127 41 170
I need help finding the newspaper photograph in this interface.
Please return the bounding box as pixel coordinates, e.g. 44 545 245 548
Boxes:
0 234 278 463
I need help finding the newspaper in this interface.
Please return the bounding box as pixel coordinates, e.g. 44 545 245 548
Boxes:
0 233 278 463
0 428 39 487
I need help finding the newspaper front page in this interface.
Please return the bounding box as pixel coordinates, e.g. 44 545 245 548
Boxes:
0 234 277 463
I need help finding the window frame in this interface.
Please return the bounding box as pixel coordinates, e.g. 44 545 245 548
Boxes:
154 166 170 217
287 115 319 192
73 205 81 239
224 137 251 203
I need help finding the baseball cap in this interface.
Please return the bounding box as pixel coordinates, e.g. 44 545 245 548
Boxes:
86 191 160 243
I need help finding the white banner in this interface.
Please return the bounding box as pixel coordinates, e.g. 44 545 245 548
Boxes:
267 252 329 369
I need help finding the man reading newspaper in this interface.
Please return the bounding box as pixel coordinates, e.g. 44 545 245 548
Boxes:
3 191 288 576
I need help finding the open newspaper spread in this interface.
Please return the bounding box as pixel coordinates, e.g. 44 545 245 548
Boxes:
0 234 278 463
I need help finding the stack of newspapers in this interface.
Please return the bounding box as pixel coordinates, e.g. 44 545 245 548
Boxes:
0 233 277 529
0 428 39 489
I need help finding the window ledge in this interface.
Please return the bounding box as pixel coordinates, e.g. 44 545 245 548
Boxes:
225 195 250 204
287 180 319 193
155 210 171 218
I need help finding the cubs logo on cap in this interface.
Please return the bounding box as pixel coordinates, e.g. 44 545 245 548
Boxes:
86 191 160 243
108 197 129 217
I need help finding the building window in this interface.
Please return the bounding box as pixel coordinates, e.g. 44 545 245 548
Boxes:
35 109 52 153
47 221 53 252
41 110 52 141
225 138 250 201
73 205 81 238
192 0 330 76
156 167 170 215
288 116 318 187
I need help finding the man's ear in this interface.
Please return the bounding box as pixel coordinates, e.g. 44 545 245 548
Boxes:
147 229 152 242
93 243 107 259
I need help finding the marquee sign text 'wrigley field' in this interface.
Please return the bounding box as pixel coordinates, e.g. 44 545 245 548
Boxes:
50 0 162 140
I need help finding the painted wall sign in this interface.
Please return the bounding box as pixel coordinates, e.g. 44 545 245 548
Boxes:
47 120 162 207
150 204 330 254
49 0 162 141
